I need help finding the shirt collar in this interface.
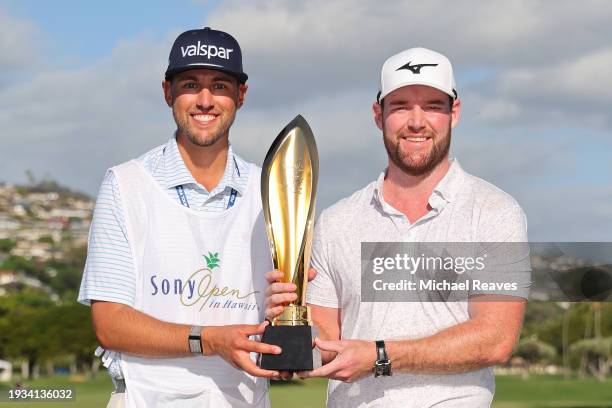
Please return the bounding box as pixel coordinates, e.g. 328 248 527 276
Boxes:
217 144 245 195
162 136 245 195
373 158 466 214
431 158 464 204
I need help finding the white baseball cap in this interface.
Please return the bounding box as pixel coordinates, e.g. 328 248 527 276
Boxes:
378 47 457 101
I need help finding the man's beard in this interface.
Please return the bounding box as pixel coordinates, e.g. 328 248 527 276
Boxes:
383 126 451 176
173 108 235 148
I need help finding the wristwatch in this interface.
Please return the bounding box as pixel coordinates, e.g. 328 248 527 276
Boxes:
373 340 392 377
188 325 203 355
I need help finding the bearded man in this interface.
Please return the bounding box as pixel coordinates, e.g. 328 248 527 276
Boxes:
265 47 531 407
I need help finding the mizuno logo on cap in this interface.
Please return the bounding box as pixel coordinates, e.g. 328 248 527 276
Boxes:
181 41 234 60
396 61 438 74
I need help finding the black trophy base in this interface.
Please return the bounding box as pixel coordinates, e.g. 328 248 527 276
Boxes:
259 325 313 371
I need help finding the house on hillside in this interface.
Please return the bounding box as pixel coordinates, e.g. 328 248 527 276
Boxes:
0 360 11 382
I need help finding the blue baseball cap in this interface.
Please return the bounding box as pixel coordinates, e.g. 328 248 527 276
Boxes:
165 27 248 83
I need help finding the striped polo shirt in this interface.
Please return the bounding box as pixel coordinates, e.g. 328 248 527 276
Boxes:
78 136 250 307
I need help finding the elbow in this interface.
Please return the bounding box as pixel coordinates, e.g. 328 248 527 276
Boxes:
92 317 115 349
91 301 122 350
94 328 114 350
489 343 514 366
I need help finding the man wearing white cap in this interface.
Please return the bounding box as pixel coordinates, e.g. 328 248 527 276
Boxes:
265 48 530 406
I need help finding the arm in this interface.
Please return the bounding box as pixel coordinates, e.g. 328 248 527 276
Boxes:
309 304 340 364
92 300 191 356
301 295 525 382
92 300 282 377
387 296 525 373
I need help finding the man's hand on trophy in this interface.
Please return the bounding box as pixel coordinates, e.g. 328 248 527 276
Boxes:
262 268 317 380
264 268 317 321
201 321 282 379
298 338 377 383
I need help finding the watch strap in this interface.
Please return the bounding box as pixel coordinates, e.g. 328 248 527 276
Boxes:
374 340 392 377
188 325 203 355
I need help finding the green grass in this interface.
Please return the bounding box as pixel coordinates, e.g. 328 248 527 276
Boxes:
0 374 610 407
270 378 328 406
0 374 113 407
493 375 612 408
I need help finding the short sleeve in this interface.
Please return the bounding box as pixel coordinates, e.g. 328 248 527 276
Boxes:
470 203 531 299
306 212 340 308
77 169 137 307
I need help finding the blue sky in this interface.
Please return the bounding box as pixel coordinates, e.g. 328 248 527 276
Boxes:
2 0 212 62
0 0 610 241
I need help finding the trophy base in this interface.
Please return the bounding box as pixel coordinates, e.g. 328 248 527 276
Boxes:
259 325 313 371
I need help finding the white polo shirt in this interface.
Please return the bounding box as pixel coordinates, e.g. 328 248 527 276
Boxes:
306 159 530 408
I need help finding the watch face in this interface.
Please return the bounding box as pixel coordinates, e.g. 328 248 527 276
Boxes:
382 360 391 375
374 365 383 377
374 360 391 377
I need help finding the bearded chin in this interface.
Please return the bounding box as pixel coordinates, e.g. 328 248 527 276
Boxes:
184 128 224 147
384 130 451 176
173 108 230 148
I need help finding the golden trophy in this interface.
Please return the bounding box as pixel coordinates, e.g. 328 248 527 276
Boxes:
259 115 318 371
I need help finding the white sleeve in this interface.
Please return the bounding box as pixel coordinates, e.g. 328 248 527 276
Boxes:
471 201 531 299
306 211 340 308
77 169 137 307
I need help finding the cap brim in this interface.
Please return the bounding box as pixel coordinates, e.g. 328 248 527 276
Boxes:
380 80 455 100
165 65 248 83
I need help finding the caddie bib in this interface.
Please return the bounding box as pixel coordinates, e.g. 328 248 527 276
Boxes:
111 159 271 408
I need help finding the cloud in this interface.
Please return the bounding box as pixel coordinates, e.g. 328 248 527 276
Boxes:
230 88 386 209
0 33 175 193
466 47 612 127
498 48 612 102
521 185 612 241
204 0 612 131
209 0 612 65
0 9 42 81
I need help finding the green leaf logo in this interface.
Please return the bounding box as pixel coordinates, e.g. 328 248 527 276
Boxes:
204 251 220 269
